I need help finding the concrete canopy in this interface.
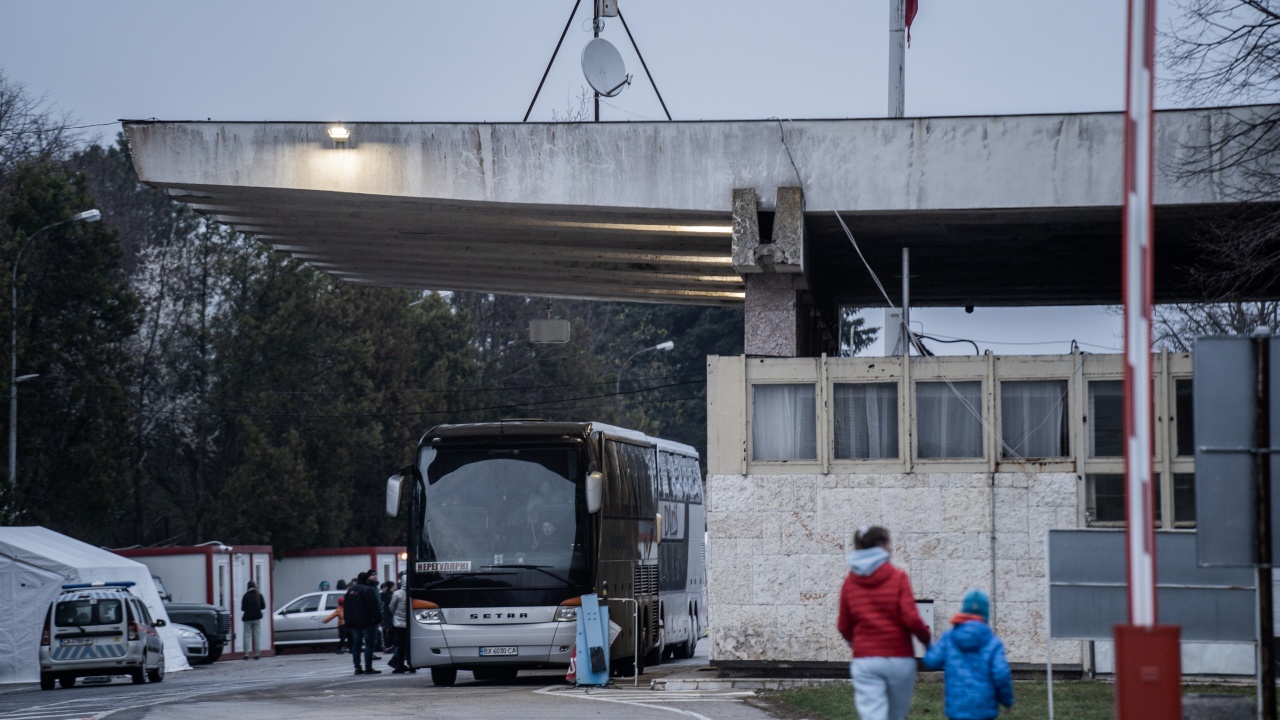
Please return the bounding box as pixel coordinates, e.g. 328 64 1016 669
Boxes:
123 107 1278 308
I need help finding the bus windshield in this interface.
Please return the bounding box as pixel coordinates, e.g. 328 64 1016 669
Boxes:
415 445 590 589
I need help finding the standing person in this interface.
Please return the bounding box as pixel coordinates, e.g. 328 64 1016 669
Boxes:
379 581 395 652
240 581 267 660
836 526 931 720
387 572 412 673
344 571 383 675
922 590 1014 720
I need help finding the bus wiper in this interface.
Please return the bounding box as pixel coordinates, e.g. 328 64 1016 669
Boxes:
422 570 513 589
480 564 572 586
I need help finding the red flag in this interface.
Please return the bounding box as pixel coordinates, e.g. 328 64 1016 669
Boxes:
906 0 918 46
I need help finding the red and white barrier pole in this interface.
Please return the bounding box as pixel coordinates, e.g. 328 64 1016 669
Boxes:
1116 1 1180 717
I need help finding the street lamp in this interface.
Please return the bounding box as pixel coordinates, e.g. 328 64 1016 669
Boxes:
9 209 102 495
616 340 675 395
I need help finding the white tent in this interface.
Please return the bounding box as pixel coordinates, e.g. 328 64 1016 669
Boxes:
0 526 190 684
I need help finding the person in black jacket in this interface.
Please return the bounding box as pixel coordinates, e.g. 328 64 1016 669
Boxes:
379 581 396 653
240 581 267 660
344 571 383 675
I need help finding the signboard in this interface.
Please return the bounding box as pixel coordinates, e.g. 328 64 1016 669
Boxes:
1194 336 1280 566
1047 530 1254 642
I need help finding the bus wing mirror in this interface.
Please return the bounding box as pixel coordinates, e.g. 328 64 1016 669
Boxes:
386 474 404 518
654 512 663 546
586 471 603 514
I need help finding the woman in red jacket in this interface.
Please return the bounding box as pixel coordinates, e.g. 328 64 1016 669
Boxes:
836 526 931 720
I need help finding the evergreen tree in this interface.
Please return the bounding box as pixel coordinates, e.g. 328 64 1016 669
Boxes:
1 160 140 541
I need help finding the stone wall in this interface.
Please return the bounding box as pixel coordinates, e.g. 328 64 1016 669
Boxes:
707 471 1083 665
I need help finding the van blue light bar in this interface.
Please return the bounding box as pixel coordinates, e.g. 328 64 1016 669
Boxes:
60 581 136 590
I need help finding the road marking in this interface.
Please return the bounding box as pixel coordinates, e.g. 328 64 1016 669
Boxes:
534 685 752 720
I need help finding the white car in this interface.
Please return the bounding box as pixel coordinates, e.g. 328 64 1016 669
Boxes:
39 581 166 689
173 623 208 664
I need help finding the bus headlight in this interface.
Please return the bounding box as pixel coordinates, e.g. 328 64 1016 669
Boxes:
554 606 577 622
414 608 442 624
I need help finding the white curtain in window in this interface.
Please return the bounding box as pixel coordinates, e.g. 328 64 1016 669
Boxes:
916 381 983 458
833 383 898 459
1001 380 1068 458
752 384 817 461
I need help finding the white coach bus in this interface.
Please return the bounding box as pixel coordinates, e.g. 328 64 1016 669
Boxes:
385 420 707 686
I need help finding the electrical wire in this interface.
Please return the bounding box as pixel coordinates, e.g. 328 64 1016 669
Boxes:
15 377 707 421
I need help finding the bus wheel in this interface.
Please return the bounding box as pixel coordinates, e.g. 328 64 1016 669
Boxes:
673 610 697 659
644 622 664 667
431 667 457 687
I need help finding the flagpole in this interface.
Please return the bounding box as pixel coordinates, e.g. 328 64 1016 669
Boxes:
888 0 905 117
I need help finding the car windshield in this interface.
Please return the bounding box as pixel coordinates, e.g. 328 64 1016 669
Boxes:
55 598 122 626
415 445 589 589
282 595 320 613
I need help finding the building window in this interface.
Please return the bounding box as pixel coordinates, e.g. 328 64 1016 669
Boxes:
1087 473 1163 525
1087 473 1125 524
1001 380 1069 458
1088 380 1123 457
1175 379 1194 457
833 383 899 459
751 384 816 461
916 381 983 459
1173 472 1196 525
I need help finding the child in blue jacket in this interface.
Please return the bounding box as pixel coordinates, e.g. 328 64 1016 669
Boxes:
922 589 1014 720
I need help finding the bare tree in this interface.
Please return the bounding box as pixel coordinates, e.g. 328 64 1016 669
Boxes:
551 88 593 123
1157 3 1280 323
0 71 77 186
1154 301 1280 350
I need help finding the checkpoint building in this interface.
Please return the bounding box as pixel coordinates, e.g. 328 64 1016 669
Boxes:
124 106 1279 674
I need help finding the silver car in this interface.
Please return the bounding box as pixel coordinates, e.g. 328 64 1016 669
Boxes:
273 591 344 646
172 623 208 664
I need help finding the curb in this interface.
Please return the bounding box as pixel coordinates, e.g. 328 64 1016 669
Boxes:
652 677 847 692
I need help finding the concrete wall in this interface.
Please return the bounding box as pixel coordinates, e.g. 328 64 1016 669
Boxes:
704 351 1206 670
273 549 405 609
130 554 207 604
126 108 1267 215
707 471 1082 666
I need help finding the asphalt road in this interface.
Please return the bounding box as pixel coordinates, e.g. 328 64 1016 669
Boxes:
0 644 780 720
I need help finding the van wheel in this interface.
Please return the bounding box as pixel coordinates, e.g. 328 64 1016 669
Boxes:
59 675 76 688
132 654 146 684
39 673 54 690
431 667 457 686
147 653 165 683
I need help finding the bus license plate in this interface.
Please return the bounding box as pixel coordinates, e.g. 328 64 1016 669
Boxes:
60 638 92 646
479 646 518 657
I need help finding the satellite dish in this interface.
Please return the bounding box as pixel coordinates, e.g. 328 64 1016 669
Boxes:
581 38 631 97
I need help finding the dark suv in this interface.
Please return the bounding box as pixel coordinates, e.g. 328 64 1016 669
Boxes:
152 576 232 663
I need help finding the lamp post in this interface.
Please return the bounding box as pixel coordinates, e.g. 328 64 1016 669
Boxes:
616 340 675 395
9 209 101 495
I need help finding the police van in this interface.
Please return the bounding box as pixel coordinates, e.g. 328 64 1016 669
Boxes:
39 581 166 689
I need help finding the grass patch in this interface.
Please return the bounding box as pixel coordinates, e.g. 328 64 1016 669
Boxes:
758 680 1257 720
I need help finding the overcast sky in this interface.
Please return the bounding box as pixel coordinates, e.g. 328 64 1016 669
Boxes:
1 0 1197 355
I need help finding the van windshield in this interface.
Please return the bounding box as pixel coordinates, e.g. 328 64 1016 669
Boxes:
55 598 122 626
